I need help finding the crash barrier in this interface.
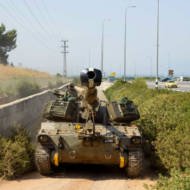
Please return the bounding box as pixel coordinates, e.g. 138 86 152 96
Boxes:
0 83 69 137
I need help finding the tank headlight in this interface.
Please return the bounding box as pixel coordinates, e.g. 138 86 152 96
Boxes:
38 135 49 143
131 137 141 144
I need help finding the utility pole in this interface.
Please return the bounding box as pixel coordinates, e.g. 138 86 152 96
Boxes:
61 40 69 77
101 19 110 77
123 6 136 82
155 0 160 88
124 8 127 82
101 20 104 74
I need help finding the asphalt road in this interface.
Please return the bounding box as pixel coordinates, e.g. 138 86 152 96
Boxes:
146 81 190 92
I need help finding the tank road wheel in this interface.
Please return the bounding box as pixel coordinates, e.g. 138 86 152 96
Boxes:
35 144 52 175
126 149 143 178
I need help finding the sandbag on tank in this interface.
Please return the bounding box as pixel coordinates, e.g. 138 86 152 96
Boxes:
107 97 140 122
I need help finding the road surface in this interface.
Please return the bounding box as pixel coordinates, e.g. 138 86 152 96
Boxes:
0 165 155 190
0 82 156 190
147 81 190 92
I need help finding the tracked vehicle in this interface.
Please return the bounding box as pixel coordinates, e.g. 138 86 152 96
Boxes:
35 68 143 177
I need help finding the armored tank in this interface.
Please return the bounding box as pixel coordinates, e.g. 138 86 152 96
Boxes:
35 68 143 177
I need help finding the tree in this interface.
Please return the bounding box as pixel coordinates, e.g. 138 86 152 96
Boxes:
0 24 17 65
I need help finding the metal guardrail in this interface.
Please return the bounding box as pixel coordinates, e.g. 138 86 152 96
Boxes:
0 82 71 109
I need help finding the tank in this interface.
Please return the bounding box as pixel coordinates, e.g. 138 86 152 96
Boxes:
35 68 143 178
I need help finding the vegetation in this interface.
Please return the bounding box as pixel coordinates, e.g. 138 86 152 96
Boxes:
0 64 67 99
17 80 40 97
105 79 190 189
72 77 80 86
0 24 17 65
0 127 34 179
183 77 190 81
147 170 190 190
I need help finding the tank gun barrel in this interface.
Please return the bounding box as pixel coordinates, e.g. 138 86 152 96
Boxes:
80 68 102 88
80 68 102 108
79 68 102 136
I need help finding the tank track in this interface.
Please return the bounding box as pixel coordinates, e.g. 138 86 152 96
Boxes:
35 144 52 175
126 149 143 178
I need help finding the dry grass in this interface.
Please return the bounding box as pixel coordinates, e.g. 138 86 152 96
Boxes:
0 65 51 80
0 65 67 98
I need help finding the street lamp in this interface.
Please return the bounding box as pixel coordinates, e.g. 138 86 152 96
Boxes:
101 19 110 77
155 0 160 88
123 5 136 82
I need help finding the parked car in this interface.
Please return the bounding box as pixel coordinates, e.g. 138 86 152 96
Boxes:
161 77 172 82
165 80 178 88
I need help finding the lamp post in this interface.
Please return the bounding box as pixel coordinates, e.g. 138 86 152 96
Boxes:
101 19 110 77
123 5 136 81
155 0 160 88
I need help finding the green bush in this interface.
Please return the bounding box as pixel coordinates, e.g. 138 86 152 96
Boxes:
105 79 190 172
17 80 40 97
0 128 34 179
150 170 190 190
140 93 190 171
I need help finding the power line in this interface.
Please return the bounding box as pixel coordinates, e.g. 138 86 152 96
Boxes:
23 0 53 41
0 1 57 53
8 0 48 39
39 0 60 42
41 0 57 29
33 0 56 40
8 0 53 45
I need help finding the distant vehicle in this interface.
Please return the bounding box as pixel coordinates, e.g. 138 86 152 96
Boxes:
165 80 178 88
161 77 172 82
108 72 116 82
108 76 116 82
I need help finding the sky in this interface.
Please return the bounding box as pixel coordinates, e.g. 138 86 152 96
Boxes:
0 0 190 77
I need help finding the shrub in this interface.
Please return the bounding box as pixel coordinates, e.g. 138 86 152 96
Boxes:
0 128 34 179
105 79 190 172
140 93 190 171
17 80 40 97
149 170 190 190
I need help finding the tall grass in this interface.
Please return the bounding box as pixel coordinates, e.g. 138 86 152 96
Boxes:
0 64 51 80
0 65 67 99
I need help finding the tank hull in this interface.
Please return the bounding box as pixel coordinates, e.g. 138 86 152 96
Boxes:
37 121 142 165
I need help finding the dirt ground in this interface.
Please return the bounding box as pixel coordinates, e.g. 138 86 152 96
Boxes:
0 82 156 190
0 165 156 190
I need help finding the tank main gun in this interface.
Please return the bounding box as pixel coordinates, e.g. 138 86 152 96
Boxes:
80 68 102 136
80 68 102 109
